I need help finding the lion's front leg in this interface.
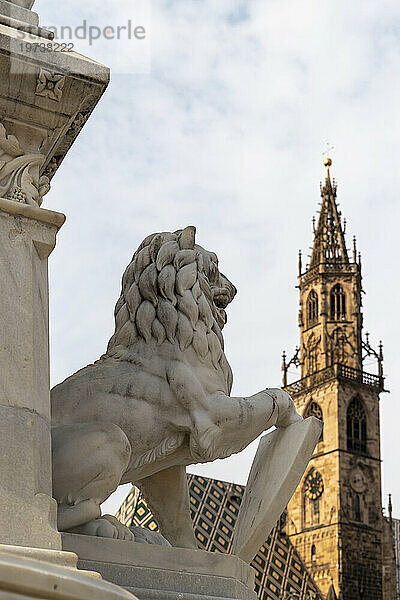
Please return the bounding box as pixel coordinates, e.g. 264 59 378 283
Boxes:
137 465 197 549
167 361 222 462
198 388 302 461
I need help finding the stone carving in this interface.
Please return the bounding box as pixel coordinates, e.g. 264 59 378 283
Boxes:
42 96 98 182
232 417 322 562
342 459 378 525
36 69 65 102
0 123 50 206
43 156 61 180
327 326 355 365
51 227 302 548
349 465 368 494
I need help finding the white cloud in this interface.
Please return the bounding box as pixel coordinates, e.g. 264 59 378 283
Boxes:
34 0 400 516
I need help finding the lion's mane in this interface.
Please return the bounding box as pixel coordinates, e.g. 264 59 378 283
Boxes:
105 228 233 392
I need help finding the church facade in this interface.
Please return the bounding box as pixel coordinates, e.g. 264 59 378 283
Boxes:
283 158 389 599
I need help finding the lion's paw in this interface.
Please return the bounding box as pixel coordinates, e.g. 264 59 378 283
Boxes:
73 515 135 541
267 388 302 428
130 526 171 546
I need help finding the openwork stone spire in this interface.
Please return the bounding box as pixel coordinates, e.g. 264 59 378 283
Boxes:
310 158 349 268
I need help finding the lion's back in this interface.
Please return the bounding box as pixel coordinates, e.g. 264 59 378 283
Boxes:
51 355 175 428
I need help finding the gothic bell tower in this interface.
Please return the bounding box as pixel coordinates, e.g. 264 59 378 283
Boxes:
283 157 386 600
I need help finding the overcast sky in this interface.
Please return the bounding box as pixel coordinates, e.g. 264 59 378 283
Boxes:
35 0 400 517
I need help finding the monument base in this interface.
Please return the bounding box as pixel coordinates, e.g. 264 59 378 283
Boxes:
62 533 257 600
0 545 137 599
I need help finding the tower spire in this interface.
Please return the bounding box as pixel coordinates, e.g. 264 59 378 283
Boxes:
285 153 386 599
310 156 349 268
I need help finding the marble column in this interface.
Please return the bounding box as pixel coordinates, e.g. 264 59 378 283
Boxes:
0 198 65 549
0 0 109 552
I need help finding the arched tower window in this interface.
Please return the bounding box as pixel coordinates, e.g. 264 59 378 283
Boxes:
307 290 319 327
354 494 361 522
307 334 319 374
305 401 324 442
311 544 317 562
332 327 347 363
330 284 346 320
347 397 367 454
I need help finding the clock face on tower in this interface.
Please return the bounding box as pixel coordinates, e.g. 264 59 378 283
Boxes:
304 471 324 500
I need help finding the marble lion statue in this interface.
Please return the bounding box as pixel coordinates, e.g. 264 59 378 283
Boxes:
51 226 301 548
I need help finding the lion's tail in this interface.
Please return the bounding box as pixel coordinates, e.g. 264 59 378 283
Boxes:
131 433 186 470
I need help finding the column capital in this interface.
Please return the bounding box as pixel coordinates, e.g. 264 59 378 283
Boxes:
0 196 65 257
0 33 109 209
0 196 65 228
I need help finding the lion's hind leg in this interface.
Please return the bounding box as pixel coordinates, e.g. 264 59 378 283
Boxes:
52 422 131 536
137 465 197 549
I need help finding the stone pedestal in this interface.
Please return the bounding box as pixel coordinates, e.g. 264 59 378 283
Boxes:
62 534 258 600
0 546 136 600
0 197 65 549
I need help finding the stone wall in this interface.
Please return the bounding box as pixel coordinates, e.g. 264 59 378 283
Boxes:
286 377 386 599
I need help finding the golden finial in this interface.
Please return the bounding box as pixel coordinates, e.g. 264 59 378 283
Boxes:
322 142 334 168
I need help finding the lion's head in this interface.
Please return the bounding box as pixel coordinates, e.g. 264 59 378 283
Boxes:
106 227 236 390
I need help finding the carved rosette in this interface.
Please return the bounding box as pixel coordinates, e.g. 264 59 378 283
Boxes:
0 123 50 207
36 69 65 102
